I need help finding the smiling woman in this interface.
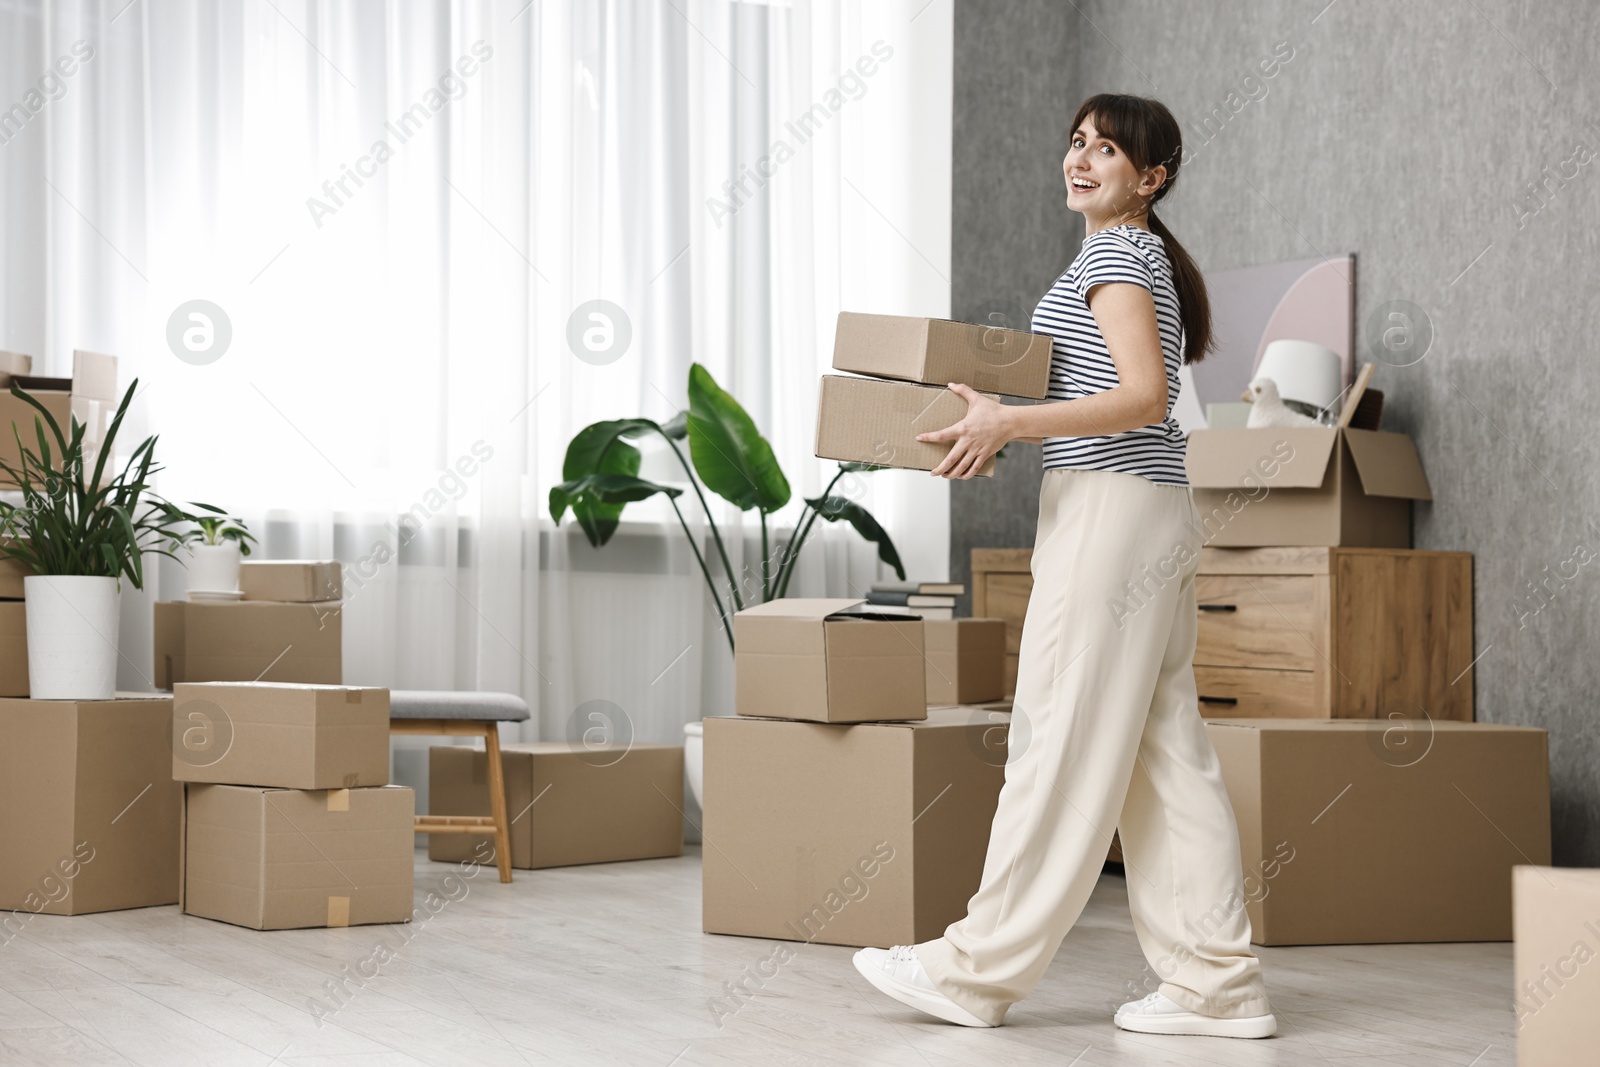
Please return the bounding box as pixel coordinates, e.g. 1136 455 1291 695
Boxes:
857 93 1279 1041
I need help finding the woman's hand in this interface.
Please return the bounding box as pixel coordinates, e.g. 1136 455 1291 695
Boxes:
918 383 1014 480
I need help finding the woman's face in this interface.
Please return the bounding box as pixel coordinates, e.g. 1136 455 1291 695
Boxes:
1063 115 1163 221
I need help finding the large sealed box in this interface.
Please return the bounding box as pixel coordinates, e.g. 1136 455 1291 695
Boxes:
702 708 1005 947
154 600 342 687
0 696 180 915
427 742 684 869
1207 719 1550 945
0 601 26 696
1185 427 1432 548
1514 866 1600 1066
924 619 1005 705
832 312 1053 399
0 350 118 488
171 682 390 789
0 547 30 599
734 598 925 723
239 560 344 603
181 783 414 930
815 374 998 477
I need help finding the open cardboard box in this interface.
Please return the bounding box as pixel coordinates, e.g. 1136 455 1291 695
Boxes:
832 312 1053 399
734 597 925 723
1185 425 1432 547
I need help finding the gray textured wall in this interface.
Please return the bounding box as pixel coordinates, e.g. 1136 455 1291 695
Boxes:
951 0 1600 863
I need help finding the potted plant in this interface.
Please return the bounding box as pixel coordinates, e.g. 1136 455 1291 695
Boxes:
0 380 194 699
549 362 904 653
182 511 257 599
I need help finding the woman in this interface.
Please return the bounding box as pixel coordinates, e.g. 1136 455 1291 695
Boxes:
851 94 1276 1039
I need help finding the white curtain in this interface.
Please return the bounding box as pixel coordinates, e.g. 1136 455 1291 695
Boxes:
0 0 952 815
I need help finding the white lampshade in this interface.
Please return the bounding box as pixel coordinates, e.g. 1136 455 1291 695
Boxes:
1255 340 1342 412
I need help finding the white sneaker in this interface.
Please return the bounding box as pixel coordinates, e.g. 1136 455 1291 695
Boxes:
1114 991 1277 1038
851 945 996 1027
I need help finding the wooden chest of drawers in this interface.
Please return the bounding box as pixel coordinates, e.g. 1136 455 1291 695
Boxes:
970 545 1474 721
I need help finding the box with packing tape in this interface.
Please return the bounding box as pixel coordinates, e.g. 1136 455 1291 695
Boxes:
0 696 181 916
239 560 344 603
815 375 1000 477
154 600 342 687
1207 718 1549 945
832 312 1053 399
427 742 684 869
702 707 1006 948
171 682 390 789
734 597 925 723
180 783 414 930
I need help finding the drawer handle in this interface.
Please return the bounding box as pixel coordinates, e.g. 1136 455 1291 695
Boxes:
1198 604 1237 613
1198 696 1238 705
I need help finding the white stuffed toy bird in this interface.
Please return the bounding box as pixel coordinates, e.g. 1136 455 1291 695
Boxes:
1241 377 1321 429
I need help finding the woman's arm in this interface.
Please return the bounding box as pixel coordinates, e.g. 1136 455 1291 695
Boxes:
920 281 1169 478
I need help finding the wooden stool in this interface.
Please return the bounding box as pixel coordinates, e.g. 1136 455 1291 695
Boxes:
389 690 531 884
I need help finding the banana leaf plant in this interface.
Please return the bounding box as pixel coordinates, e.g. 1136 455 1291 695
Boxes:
549 363 904 653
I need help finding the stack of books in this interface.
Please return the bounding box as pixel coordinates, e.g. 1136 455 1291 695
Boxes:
864 580 964 620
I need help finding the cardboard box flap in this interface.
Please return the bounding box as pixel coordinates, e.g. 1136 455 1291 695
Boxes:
1342 428 1433 501
1185 427 1338 490
826 608 923 623
735 597 863 619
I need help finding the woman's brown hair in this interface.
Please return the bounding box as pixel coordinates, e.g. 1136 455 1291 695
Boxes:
1071 93 1212 365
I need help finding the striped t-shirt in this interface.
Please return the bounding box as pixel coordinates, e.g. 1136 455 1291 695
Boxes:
1032 223 1188 486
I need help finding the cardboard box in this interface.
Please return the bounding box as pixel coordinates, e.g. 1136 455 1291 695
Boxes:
239 560 344 603
832 312 1053 399
180 783 413 930
171 682 390 789
702 708 1005 947
734 598 925 723
0 696 180 915
1207 719 1549 945
0 550 30 599
815 375 998 477
0 601 26 696
0 351 34 382
924 619 1005 705
1514 866 1600 1066
0 351 118 489
154 600 342 687
1185 427 1432 547
426 742 684 869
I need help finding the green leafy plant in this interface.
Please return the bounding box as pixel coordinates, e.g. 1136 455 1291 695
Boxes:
549 363 904 652
0 380 196 587
188 510 257 556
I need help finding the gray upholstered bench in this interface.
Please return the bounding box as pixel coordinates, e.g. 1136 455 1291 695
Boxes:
389 689 531 884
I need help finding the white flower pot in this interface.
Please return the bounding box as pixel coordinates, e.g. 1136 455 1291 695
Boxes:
24 575 120 700
186 542 242 596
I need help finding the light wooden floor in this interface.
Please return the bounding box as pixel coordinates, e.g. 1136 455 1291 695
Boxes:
0 846 1515 1066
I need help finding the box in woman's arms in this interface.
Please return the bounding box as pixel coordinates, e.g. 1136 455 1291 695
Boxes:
833 312 1053 399
815 374 998 477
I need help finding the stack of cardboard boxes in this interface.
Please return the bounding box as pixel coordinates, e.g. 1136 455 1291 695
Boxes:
155 560 344 687
814 311 1054 476
173 681 415 930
